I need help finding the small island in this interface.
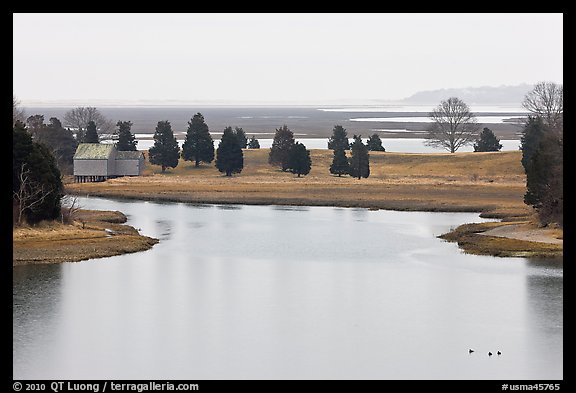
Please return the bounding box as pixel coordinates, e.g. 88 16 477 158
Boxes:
13 209 158 266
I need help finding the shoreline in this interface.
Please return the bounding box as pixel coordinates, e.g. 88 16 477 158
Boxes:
63 149 561 259
13 209 159 267
14 149 562 265
65 189 562 259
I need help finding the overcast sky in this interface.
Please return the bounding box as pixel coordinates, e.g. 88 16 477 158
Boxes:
13 13 563 105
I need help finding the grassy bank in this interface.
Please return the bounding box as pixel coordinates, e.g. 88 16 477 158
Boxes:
67 149 528 212
13 209 158 266
63 149 561 258
439 221 562 258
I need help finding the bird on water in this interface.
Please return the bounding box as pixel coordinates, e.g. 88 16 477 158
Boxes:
488 352 493 356
497 351 501 355
469 349 474 354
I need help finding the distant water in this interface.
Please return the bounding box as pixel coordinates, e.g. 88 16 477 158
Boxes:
349 115 525 124
23 104 528 139
134 137 521 153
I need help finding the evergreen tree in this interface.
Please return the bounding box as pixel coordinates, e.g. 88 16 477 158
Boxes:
269 124 295 171
32 117 78 174
327 125 350 150
84 120 100 143
520 116 563 225
286 142 311 177
216 126 244 176
148 120 180 172
234 126 248 148
13 122 64 224
23 143 64 223
473 127 502 152
521 117 547 206
181 113 215 167
116 121 138 151
366 133 386 151
330 146 350 176
349 135 370 179
248 135 260 149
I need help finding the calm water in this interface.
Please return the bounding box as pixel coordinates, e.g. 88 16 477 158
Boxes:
13 197 562 380
133 138 521 153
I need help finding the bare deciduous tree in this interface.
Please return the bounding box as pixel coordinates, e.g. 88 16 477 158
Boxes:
13 95 26 125
13 164 55 226
63 107 115 141
522 81 563 131
60 195 82 224
425 97 480 153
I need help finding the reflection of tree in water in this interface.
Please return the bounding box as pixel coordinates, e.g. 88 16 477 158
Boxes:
154 219 173 240
351 207 369 222
525 257 563 344
13 264 64 378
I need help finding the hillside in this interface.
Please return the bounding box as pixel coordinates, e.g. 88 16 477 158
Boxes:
403 84 534 104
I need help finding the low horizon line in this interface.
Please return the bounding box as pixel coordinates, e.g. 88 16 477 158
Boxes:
20 98 410 107
20 98 529 108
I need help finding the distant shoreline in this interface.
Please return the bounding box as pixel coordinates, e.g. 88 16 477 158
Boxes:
21 104 526 140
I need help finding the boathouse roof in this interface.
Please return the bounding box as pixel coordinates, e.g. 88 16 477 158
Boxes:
73 143 115 160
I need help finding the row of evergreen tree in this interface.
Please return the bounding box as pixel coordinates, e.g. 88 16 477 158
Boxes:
268 124 371 179
21 108 498 181
147 117 379 179
147 114 251 176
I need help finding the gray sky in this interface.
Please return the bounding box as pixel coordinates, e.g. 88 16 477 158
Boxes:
13 13 563 105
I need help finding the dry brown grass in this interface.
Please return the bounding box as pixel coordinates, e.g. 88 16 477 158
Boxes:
439 221 563 258
13 211 158 266
66 149 528 215
61 148 562 258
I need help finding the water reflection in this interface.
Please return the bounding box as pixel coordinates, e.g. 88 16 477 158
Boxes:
13 265 63 377
272 205 310 212
13 198 563 379
154 219 173 240
520 258 563 378
216 204 243 210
